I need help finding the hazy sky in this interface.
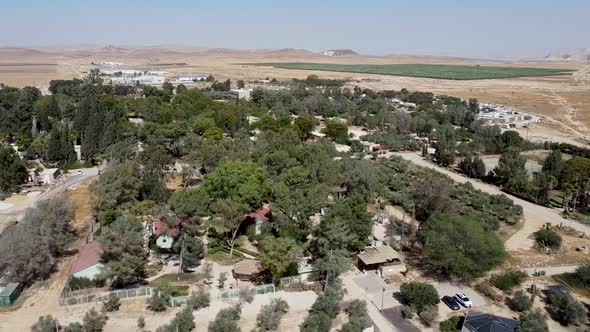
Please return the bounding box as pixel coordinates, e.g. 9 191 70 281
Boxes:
1 0 588 59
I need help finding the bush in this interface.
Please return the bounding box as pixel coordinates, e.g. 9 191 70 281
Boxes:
256 298 290 331
31 315 59 332
418 305 438 327
491 270 528 291
519 309 549 332
137 316 145 329
400 282 440 311
341 300 369 332
156 306 194 332
187 290 210 310
574 263 590 288
546 290 587 326
509 290 533 312
102 294 120 312
68 276 106 291
534 228 562 251
147 290 170 312
239 288 255 304
401 305 415 319
208 305 241 332
82 308 107 332
439 315 461 332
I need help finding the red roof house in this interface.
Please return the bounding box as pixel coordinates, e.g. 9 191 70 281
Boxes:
71 241 104 279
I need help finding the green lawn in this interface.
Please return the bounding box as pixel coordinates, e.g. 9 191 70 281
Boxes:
256 63 575 80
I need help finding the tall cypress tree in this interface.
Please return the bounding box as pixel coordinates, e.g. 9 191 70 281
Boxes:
47 126 62 163
61 125 76 163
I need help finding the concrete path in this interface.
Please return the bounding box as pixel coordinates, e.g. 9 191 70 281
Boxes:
393 152 590 251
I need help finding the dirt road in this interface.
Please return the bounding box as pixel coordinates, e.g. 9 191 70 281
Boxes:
393 152 590 251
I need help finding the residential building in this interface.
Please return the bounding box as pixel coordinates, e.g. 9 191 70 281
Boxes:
71 241 104 280
461 313 520 332
244 208 271 235
356 245 406 277
152 218 181 249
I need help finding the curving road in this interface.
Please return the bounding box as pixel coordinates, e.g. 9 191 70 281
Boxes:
0 168 99 234
392 152 590 251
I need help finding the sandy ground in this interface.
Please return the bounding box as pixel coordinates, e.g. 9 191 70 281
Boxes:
1 46 589 146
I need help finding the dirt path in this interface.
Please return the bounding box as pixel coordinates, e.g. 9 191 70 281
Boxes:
393 152 590 251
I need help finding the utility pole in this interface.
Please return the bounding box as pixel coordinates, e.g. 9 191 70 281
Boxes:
381 287 385 311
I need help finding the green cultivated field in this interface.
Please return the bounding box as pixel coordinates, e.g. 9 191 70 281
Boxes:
258 63 575 80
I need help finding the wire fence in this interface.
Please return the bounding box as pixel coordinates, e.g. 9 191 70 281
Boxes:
59 286 153 306
279 275 304 286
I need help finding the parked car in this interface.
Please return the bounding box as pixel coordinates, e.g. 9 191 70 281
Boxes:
442 296 461 310
76 170 82 175
455 293 473 308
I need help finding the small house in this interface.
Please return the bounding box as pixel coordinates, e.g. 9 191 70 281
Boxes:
356 245 405 276
153 218 181 249
461 313 520 332
40 168 61 185
72 241 104 280
0 283 23 307
232 259 266 282
245 208 271 236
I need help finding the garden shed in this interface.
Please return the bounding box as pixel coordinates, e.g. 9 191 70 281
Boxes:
0 283 22 307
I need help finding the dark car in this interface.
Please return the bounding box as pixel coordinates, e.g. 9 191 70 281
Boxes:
442 296 461 310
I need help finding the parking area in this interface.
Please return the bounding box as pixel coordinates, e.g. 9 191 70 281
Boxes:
353 272 398 310
431 281 488 316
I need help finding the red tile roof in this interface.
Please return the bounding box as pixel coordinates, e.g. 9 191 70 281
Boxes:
72 241 103 274
154 218 181 238
245 208 271 222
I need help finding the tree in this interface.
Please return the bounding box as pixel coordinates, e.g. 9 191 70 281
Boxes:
0 197 74 285
300 281 344 332
204 160 271 210
491 270 528 291
418 305 438 327
209 198 249 257
494 147 527 185
574 263 590 287
421 215 507 281
559 157 590 212
293 117 315 140
177 234 204 271
90 162 142 211
399 282 440 311
542 149 563 177
157 306 194 332
31 315 59 332
519 309 549 332
208 305 241 332
0 145 28 192
501 130 524 149
341 300 369 332
236 80 245 89
62 322 84 332
102 294 120 312
439 315 461 332
147 285 171 312
546 290 587 326
258 236 302 279
510 290 533 312
533 228 562 251
82 308 107 332
187 290 210 310
323 120 348 143
98 217 147 287
459 155 486 179
256 298 290 331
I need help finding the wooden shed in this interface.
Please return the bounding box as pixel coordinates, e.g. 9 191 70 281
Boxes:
0 283 22 307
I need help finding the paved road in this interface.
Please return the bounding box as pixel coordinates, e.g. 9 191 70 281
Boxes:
393 152 590 251
0 167 99 234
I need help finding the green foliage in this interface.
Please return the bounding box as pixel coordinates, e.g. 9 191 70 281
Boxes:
323 120 349 144
82 308 107 332
573 263 590 288
341 300 369 332
90 162 143 211
300 281 344 332
102 294 120 312
258 236 302 279
542 149 563 177
439 315 461 332
519 309 549 332
67 276 106 291
62 322 84 332
491 270 528 291
510 290 534 312
533 228 562 251
0 197 74 285
256 298 290 331
418 305 438 327
494 147 527 184
546 290 587 326
147 287 170 312
401 305 415 319
208 305 241 332
421 215 507 281
156 306 194 332
459 155 486 179
0 145 28 192
31 315 59 332
399 282 440 311
204 160 271 210
187 290 210 310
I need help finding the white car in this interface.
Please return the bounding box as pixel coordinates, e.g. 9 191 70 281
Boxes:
76 170 82 175
455 293 473 308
